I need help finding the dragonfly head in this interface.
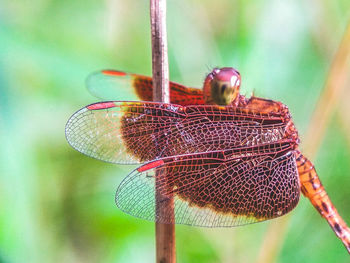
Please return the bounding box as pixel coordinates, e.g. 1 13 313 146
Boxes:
203 67 241 105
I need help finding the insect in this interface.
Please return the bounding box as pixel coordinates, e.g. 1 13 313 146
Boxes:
65 67 350 253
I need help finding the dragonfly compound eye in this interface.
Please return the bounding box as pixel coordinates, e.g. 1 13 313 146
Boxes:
203 67 241 105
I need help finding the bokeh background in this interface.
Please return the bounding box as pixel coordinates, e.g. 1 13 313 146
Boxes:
1 0 350 262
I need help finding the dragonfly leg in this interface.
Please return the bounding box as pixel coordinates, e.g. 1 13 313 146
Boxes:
295 150 350 253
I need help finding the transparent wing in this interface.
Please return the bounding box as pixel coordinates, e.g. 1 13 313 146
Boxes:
86 70 204 105
116 148 300 227
65 101 287 165
86 70 140 101
65 101 185 164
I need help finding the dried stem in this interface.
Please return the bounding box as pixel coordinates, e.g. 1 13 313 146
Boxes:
150 0 176 262
151 0 170 103
302 23 350 158
338 77 350 148
257 22 350 263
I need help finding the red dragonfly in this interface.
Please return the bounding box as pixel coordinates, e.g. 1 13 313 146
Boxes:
66 67 350 253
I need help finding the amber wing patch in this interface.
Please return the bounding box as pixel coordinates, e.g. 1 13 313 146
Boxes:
116 149 300 227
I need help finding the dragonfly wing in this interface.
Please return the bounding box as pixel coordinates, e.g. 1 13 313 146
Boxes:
86 70 141 101
87 70 204 105
116 147 300 227
65 101 288 164
65 101 187 164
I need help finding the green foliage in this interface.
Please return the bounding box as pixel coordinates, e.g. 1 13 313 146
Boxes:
1 0 349 262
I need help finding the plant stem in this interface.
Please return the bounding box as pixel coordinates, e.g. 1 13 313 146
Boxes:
151 0 170 103
150 0 176 262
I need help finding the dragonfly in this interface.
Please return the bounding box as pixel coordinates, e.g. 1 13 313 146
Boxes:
65 67 350 253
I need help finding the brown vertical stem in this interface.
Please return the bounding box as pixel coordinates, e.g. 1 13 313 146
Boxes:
151 0 170 104
150 0 176 263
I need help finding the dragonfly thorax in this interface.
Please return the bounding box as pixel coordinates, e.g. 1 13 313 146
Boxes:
203 67 241 106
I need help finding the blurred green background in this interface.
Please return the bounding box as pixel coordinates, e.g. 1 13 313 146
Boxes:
1 0 350 262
